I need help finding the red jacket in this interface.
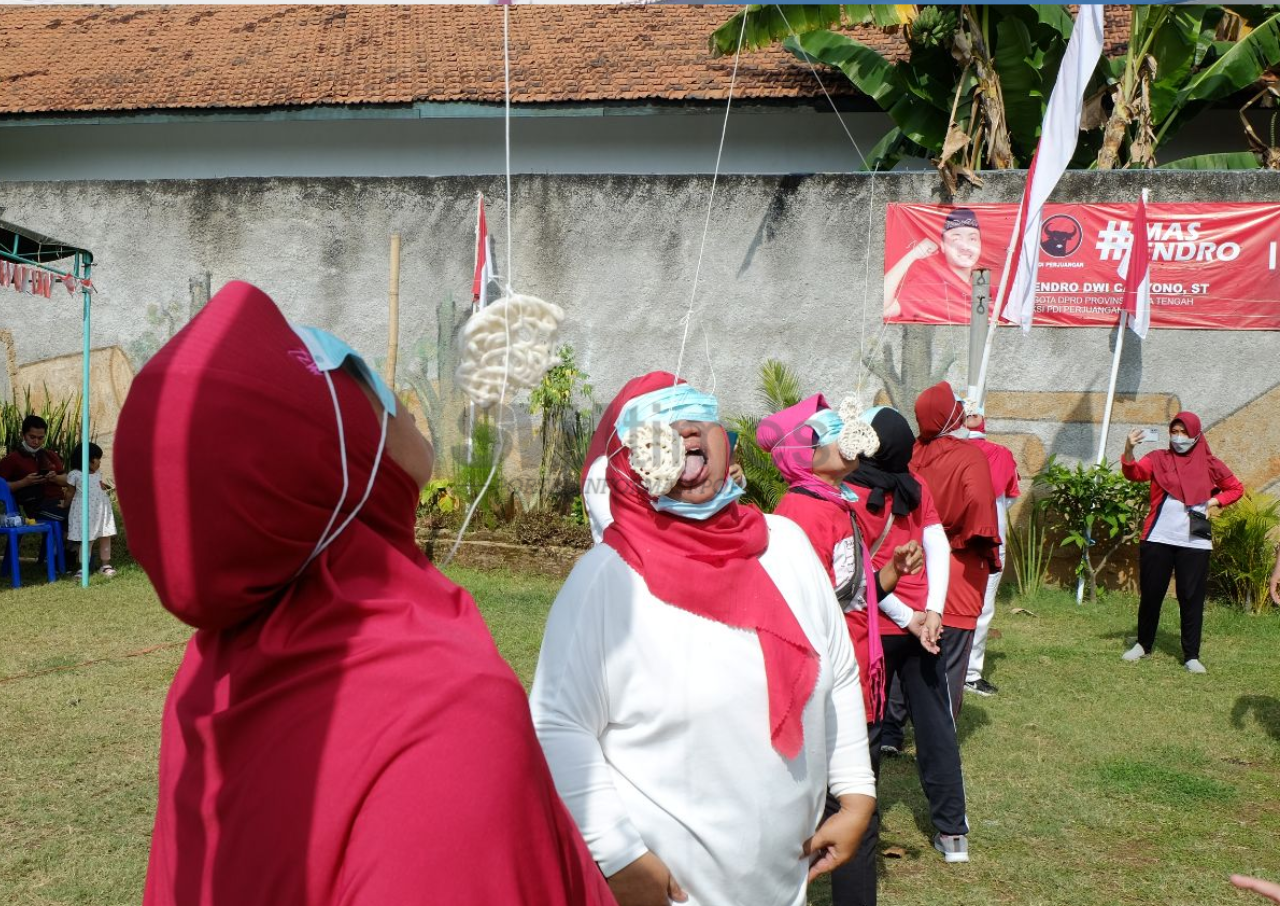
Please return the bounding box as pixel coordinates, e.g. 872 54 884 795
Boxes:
1121 454 1244 539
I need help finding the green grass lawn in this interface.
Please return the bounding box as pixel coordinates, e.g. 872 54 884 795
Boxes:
1 564 1277 905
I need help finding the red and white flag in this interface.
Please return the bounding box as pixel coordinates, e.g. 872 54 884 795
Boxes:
1000 5 1106 332
1119 192 1151 339
472 193 496 311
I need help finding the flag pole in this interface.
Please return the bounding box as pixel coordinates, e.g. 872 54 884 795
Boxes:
1096 311 1127 467
971 204 1025 405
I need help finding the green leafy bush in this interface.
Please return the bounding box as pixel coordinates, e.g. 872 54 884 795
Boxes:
1037 456 1149 604
1209 492 1280 613
453 420 509 529
726 359 804 512
530 345 598 512
1008 497 1052 598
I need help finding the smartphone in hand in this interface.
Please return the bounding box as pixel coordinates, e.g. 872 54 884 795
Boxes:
1140 428 1159 443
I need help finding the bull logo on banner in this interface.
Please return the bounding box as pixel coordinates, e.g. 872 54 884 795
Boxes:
1040 214 1084 258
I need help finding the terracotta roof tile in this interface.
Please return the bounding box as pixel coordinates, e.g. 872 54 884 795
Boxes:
0 5 1130 117
0 4 889 114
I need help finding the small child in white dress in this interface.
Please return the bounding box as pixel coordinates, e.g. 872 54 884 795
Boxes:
67 442 117 577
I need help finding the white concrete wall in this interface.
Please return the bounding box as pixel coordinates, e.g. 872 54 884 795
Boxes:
2 170 1279 492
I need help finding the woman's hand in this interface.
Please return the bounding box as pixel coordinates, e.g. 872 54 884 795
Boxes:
905 611 941 654
893 541 923 576
803 794 875 881
607 852 688 906
1124 428 1145 459
1232 874 1280 904
922 611 943 652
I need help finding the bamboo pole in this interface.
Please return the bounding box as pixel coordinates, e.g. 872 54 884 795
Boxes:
386 233 402 387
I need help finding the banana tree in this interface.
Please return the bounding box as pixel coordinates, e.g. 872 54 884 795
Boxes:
1094 4 1280 169
712 4 1076 189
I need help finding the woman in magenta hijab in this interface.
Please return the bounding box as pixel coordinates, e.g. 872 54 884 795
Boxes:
116 282 614 906
1121 412 1243 673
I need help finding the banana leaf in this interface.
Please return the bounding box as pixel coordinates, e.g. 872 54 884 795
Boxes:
1163 11 1280 138
1146 6 1210 123
709 4 909 57
786 29 948 150
861 126 925 171
1158 151 1260 169
994 14 1044 153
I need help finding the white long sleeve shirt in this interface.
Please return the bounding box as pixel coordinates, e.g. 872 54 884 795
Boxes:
530 515 876 906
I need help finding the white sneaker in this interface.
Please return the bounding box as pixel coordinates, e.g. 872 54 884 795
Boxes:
1184 659 1207 674
1121 643 1147 662
933 833 969 863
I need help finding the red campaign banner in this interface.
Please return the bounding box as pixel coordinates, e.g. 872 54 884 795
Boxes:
884 202 1280 330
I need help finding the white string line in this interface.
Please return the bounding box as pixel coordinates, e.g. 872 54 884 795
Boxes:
772 4 885 400
672 6 746 386
504 4 514 290
444 4 516 567
772 4 869 169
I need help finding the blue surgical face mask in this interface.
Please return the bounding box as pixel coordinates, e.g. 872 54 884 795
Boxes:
804 409 844 446
651 474 745 520
292 325 398 416
840 484 859 503
1171 435 1197 454
290 324 393 574
615 384 719 438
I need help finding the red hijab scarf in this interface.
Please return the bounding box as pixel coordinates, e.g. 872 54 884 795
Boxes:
117 282 611 906
912 382 1001 563
1149 411 1231 505
758 395 885 723
582 372 819 759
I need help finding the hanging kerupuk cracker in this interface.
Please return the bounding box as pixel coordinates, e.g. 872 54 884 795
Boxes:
455 293 565 409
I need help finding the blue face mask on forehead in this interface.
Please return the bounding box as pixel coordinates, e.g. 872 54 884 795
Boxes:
292 325 398 416
615 384 719 438
289 323 394 577
804 409 844 446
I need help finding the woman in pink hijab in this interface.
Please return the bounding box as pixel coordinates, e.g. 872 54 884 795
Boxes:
116 282 614 906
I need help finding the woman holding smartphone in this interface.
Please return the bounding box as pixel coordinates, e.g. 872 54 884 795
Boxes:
1121 412 1243 673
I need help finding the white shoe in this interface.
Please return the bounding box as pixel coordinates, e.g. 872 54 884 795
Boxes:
1121 643 1147 662
1184 659 1207 674
933 833 969 863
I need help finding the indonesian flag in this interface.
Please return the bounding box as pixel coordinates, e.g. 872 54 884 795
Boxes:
1000 5 1105 332
472 193 496 311
1120 193 1151 339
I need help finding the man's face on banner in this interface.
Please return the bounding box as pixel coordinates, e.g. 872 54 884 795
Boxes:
941 226 982 271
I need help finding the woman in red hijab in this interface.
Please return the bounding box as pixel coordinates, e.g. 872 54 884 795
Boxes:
911 382 1001 726
530 373 876 906
1121 412 1243 673
115 282 613 906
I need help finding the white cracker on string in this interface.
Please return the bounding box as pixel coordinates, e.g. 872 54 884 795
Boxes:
837 395 880 461
620 422 685 497
456 293 565 409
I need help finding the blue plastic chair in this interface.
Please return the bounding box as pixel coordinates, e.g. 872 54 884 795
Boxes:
0 481 59 587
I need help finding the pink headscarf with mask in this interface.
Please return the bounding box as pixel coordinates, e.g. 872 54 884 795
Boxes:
759 395 886 723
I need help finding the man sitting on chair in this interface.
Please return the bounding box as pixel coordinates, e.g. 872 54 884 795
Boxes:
0 415 71 536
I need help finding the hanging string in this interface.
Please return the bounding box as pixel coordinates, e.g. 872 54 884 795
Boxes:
504 4 514 290
672 6 746 386
444 5 518 567
772 4 886 400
